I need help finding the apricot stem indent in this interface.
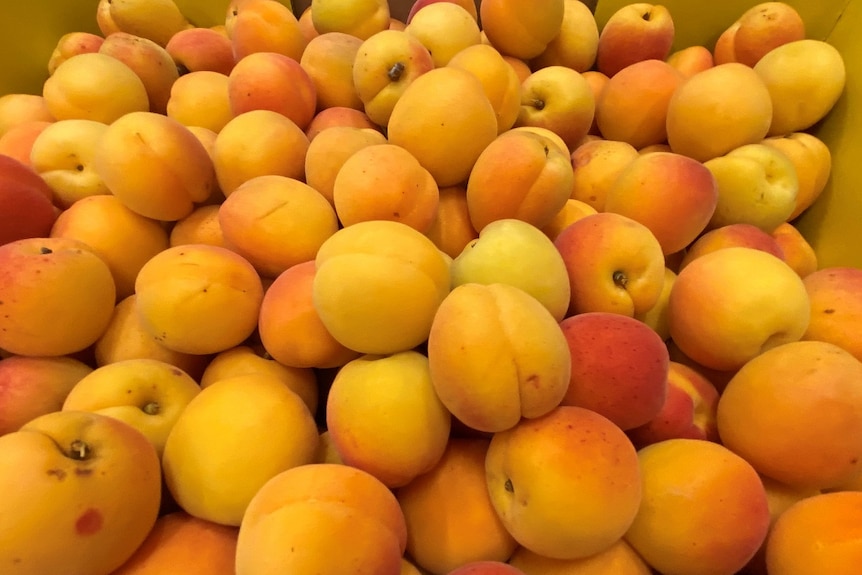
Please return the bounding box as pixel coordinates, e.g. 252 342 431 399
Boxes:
388 61 406 82
69 440 90 461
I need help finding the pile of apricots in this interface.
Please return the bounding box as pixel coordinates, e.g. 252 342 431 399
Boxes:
0 0 860 574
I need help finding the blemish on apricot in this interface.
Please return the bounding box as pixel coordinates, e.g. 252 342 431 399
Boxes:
75 508 103 535
47 468 66 480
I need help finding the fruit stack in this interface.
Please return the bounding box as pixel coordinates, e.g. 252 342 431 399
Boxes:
0 0 859 574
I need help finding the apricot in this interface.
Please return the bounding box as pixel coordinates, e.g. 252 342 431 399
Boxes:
212 109 309 196
0 237 116 357
0 411 161 574
299 32 365 111
165 26 236 76
450 217 571 322
717 340 862 490
134 244 265 355
166 70 234 133
666 44 714 78
634 265 677 341
569 138 639 212
351 29 434 128
446 43 521 134
312 220 451 355
742 475 822 575
677 223 786 272
97 31 179 116
703 142 799 232
531 0 599 72
162 373 320 526
405 2 482 67
595 59 683 149
184 126 220 180
93 111 216 221
0 93 54 137
228 51 317 129
0 120 51 167
666 62 773 162
627 359 721 448
311 0 390 40
388 66 498 187
406 0 479 23
668 247 810 372
559 311 670 431
624 438 771 575
762 132 832 221
754 39 846 136
427 282 571 433
228 0 307 62
466 129 573 232
603 151 719 255
0 155 57 246
712 22 739 65
802 267 862 361
326 350 451 488
111 511 238 575
297 6 320 43
554 212 666 317
772 222 818 279
425 183 479 259
595 3 675 77
28 118 110 209
479 0 565 60
503 54 532 83
766 491 862 575
733 2 806 67
42 52 149 123
510 125 571 157
219 175 339 278
486 405 642 559
235 463 407 574
447 562 527 575
395 438 518 574
314 430 343 464
0 355 93 436
516 65 595 151
332 143 439 232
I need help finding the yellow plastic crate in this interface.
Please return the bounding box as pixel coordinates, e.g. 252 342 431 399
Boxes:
1 0 857 268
